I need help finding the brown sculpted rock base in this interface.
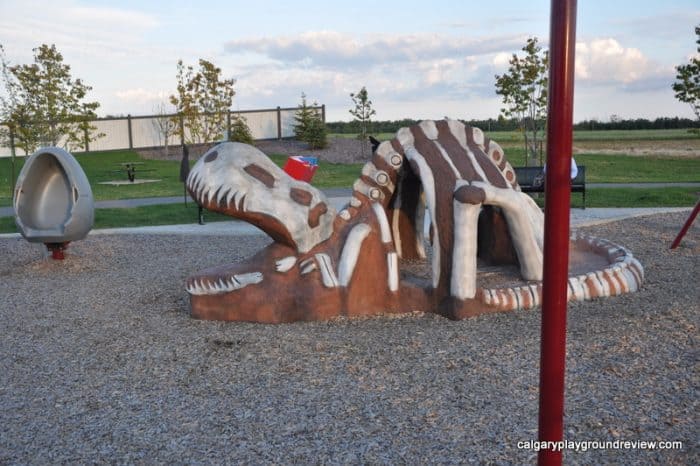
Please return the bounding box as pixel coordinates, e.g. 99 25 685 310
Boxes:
185 121 644 323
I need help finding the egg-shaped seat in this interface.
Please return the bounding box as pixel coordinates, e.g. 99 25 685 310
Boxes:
14 147 94 244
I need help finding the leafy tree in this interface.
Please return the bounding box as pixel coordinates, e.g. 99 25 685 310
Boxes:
293 92 327 149
495 37 548 165
229 114 254 144
349 86 376 156
0 43 102 154
169 59 235 145
672 25 700 121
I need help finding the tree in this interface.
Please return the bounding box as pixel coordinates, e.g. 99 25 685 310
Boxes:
304 113 328 149
293 92 327 149
494 37 548 165
0 43 102 154
169 59 235 145
672 25 700 121
293 92 315 142
349 86 376 157
151 101 176 157
229 114 254 144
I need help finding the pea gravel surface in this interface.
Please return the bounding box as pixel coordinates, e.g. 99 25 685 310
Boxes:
0 212 697 465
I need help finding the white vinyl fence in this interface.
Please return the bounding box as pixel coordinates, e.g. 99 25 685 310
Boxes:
0 105 324 157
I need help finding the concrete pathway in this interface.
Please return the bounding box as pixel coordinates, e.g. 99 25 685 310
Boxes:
3 183 699 218
1 204 691 239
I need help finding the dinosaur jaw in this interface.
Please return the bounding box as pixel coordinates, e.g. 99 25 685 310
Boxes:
185 271 263 296
186 143 336 253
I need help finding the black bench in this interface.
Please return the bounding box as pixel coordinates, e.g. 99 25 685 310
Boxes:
514 165 586 209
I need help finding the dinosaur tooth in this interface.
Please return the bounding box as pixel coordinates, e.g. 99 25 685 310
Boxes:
226 190 238 209
275 256 297 273
300 262 317 275
216 187 228 204
234 272 263 286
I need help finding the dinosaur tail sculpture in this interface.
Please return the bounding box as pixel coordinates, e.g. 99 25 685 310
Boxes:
185 120 643 323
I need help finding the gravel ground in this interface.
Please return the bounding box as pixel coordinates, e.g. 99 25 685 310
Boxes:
138 138 371 164
0 212 697 465
256 138 372 163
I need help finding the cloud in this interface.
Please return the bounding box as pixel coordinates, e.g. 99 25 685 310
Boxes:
0 0 161 61
116 88 171 102
70 5 159 29
607 10 700 43
224 31 524 69
575 38 670 90
223 30 526 116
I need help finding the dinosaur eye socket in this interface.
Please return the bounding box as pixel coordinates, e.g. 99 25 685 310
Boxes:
204 151 219 163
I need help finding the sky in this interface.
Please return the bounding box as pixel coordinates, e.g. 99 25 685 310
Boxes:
0 0 699 122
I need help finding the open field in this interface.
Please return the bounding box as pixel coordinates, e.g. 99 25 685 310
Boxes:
333 128 700 157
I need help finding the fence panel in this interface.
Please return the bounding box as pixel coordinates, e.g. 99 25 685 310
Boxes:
279 109 298 138
89 119 131 152
0 105 323 157
237 111 277 140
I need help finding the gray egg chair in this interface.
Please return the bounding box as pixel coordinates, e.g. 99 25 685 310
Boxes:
14 147 94 258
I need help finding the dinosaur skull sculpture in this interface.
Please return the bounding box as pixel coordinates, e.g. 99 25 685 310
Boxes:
185 120 644 322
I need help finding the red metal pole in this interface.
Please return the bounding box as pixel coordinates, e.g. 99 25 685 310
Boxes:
670 200 699 249
538 1 577 465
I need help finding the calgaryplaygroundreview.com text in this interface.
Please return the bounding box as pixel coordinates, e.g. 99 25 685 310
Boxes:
517 439 683 453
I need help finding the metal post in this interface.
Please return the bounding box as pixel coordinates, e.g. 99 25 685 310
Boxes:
9 124 16 199
179 115 185 146
670 200 700 249
321 104 326 123
276 106 282 140
227 111 232 141
127 114 133 149
538 1 577 465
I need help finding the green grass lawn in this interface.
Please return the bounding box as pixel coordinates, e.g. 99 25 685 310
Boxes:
0 150 184 206
1 131 698 233
539 187 698 209
0 203 233 233
0 187 696 234
0 149 364 206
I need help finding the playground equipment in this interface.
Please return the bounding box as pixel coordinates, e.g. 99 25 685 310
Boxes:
670 199 699 249
184 125 644 323
14 147 94 259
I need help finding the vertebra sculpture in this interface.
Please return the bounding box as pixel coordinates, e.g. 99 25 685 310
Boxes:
186 120 644 322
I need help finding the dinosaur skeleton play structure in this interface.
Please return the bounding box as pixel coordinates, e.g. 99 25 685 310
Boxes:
185 119 644 323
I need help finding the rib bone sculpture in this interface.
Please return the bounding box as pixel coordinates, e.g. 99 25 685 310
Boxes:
185 120 644 322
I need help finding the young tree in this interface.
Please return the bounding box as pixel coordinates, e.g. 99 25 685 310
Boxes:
672 25 700 121
0 43 102 154
349 86 376 157
229 114 254 144
494 37 548 165
169 59 235 145
304 113 328 149
293 92 327 149
151 101 176 157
